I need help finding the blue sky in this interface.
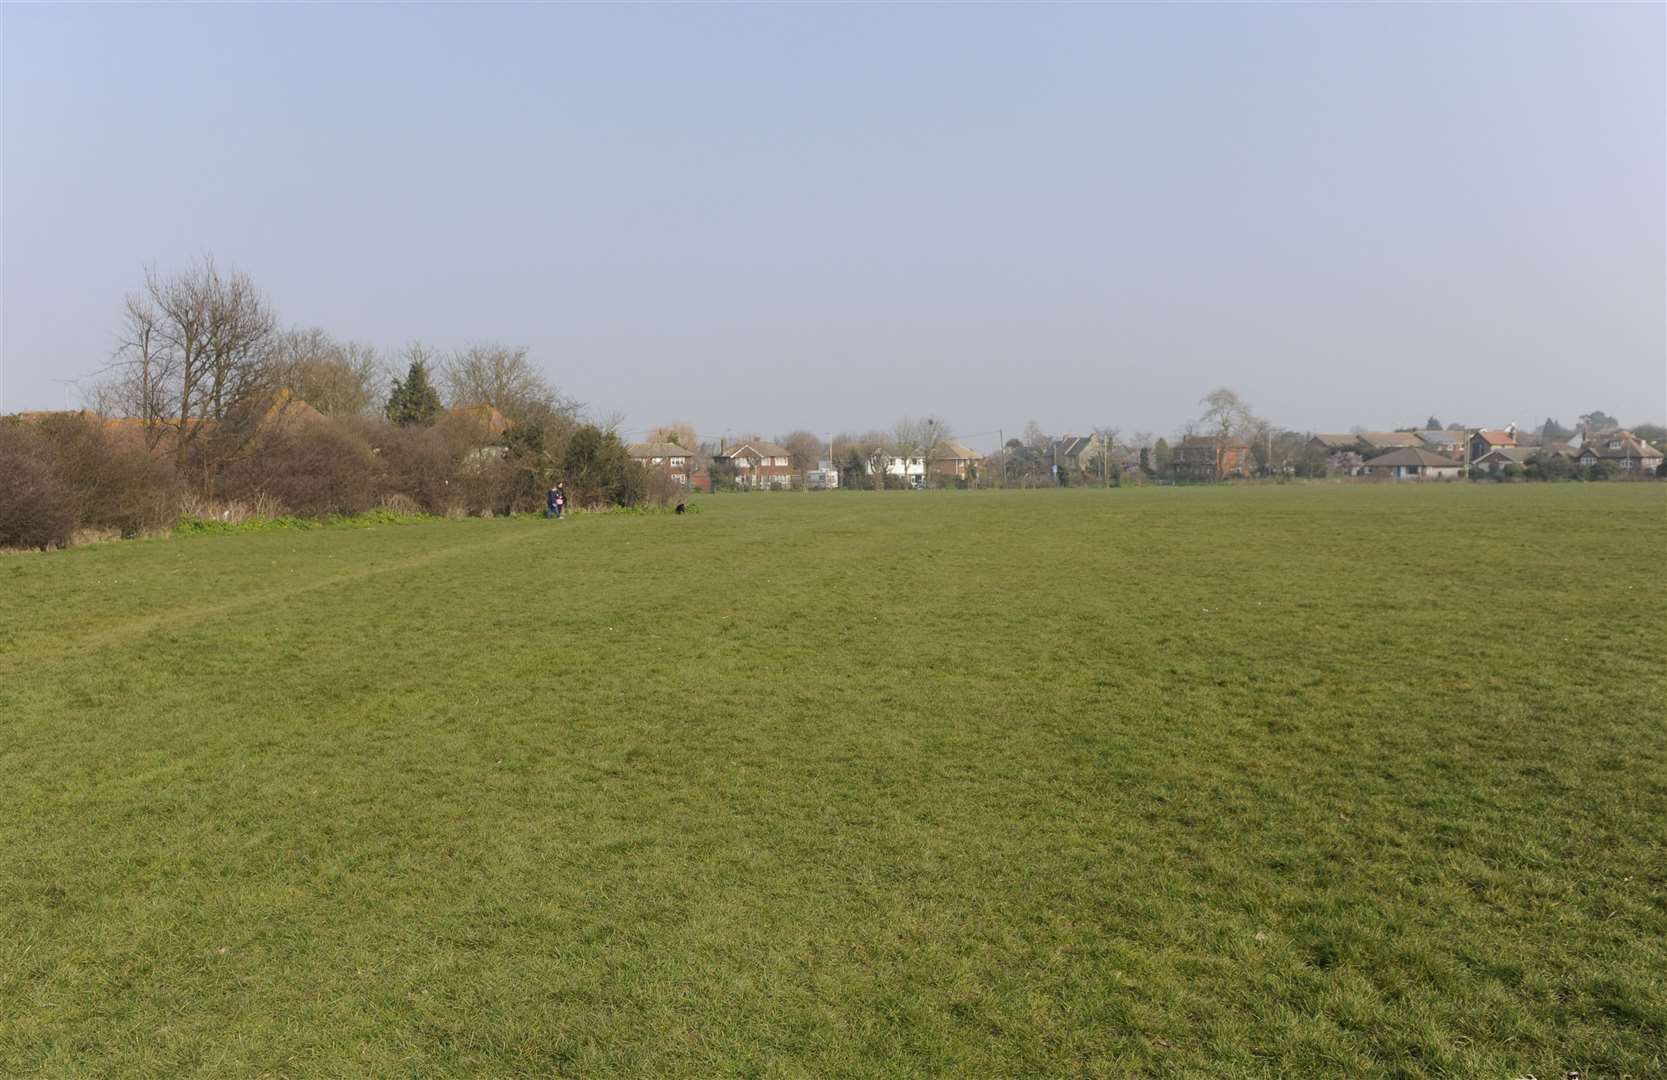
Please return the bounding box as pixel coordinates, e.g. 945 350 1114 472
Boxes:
3 3 1661 444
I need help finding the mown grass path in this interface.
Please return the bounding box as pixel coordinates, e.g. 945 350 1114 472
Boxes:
2 486 1663 1077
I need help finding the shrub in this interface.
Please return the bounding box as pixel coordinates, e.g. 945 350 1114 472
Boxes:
30 413 180 537
0 425 76 550
374 422 460 513
561 425 644 508
221 417 380 518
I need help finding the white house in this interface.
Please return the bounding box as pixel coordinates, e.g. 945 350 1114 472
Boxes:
868 455 927 484
1358 447 1462 480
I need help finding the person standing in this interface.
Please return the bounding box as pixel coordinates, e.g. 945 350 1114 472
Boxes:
546 485 560 520
554 483 566 519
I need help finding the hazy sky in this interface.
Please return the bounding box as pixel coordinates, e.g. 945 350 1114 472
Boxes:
3 3 1662 447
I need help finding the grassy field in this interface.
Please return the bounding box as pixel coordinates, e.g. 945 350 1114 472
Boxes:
2 484 1663 1078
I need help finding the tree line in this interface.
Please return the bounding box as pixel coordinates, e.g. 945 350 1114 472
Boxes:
1 258 660 550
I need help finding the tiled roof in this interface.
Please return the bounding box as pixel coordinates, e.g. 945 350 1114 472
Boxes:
929 440 978 461
1357 431 1423 448
1363 447 1461 468
627 442 693 459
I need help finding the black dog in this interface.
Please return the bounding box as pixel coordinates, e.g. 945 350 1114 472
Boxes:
675 502 686 515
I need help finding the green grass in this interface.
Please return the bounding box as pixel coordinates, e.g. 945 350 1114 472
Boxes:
2 485 1663 1078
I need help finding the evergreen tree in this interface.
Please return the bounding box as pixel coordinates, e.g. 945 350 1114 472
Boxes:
385 360 443 426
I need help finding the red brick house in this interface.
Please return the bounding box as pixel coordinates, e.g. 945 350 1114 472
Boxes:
1174 435 1251 480
928 440 980 480
716 441 795 489
628 441 709 490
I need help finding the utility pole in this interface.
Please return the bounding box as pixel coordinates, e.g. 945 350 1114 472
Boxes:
998 429 1005 489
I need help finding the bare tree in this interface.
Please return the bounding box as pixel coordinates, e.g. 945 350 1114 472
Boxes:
440 344 575 427
267 327 383 416
778 430 825 480
103 257 279 491
1022 420 1050 453
1196 387 1259 481
648 421 700 452
1092 426 1121 485
891 416 952 487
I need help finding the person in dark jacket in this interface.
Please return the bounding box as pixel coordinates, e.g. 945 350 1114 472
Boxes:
546 485 560 520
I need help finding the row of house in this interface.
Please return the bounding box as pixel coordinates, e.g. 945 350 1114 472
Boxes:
1311 426 1663 480
626 438 985 491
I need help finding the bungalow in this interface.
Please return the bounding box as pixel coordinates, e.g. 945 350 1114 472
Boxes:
1469 428 1516 462
1358 447 1463 480
627 441 702 488
717 441 795 489
928 440 980 480
1576 432 1664 474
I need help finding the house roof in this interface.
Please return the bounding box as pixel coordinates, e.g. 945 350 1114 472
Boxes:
1472 429 1515 446
1475 446 1533 465
1311 433 1362 449
1051 436 1095 457
627 441 693 459
719 441 790 459
1179 435 1249 450
442 404 511 438
928 440 977 461
1414 430 1460 445
1357 431 1424 449
1362 447 1462 468
1580 432 1664 460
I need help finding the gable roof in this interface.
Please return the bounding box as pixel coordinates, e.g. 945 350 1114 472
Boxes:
1472 429 1515 447
442 404 511 439
1051 436 1095 458
1475 446 1533 465
1311 433 1362 449
1414 430 1461 446
929 440 977 461
1179 435 1249 450
627 441 693 459
1362 447 1462 468
1357 431 1424 449
1580 432 1663 460
719 441 790 460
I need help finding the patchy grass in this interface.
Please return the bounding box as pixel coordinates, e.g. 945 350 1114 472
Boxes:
1 484 1663 1078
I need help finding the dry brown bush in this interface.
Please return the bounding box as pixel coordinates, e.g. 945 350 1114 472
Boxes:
221 417 378 517
373 422 459 513
0 424 77 550
30 413 180 537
